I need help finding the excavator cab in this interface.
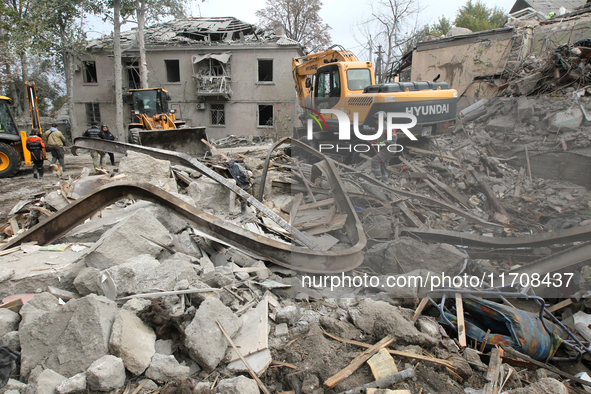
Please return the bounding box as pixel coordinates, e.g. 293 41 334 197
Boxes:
131 88 170 118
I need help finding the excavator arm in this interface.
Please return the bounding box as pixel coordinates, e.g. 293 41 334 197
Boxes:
292 45 359 98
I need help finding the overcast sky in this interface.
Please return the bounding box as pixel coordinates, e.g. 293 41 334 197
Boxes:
86 0 517 59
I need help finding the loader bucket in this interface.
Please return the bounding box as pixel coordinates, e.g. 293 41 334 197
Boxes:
136 127 209 157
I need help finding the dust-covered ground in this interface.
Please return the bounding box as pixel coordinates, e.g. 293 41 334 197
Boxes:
0 152 124 222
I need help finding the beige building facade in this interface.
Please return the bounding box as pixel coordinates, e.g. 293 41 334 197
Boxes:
72 17 303 140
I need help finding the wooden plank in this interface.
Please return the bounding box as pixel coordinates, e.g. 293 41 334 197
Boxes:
408 172 429 179
0 298 23 313
479 329 491 353
546 298 573 313
412 297 430 323
299 198 335 211
322 331 454 369
483 347 502 394
289 193 304 226
216 320 271 394
456 293 467 347
295 213 347 231
367 348 398 380
324 336 395 388
398 201 423 228
201 138 230 161
226 295 268 362
303 214 347 236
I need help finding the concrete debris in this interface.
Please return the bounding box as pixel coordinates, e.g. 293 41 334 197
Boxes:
86 355 126 391
109 309 156 375
144 353 191 383
19 294 118 379
184 297 242 371
3 111 591 394
56 373 86 394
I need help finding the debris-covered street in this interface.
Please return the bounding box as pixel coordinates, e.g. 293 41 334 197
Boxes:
2 1 591 393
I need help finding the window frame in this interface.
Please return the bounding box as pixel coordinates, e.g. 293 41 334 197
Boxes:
82 61 98 85
257 104 274 128
85 102 101 125
210 103 226 127
164 59 181 84
257 59 274 84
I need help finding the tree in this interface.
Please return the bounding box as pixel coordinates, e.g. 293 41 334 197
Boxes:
134 0 185 88
454 0 507 32
256 0 331 53
430 16 452 36
355 0 423 83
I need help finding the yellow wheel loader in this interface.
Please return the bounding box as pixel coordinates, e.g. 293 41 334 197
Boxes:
0 82 45 178
127 88 209 157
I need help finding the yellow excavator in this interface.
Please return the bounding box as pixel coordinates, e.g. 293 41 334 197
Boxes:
292 45 458 152
0 82 45 178
127 88 209 156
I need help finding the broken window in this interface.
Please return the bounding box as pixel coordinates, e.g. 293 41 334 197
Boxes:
165 60 181 83
210 104 225 126
258 59 273 82
258 104 273 127
126 62 140 89
85 103 100 125
83 61 97 84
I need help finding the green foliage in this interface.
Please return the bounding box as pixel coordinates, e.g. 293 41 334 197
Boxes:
430 16 453 36
454 0 507 32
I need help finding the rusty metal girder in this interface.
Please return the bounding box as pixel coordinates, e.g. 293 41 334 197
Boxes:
0 181 365 273
72 138 320 250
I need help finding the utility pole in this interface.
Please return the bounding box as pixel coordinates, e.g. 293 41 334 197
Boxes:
376 45 384 84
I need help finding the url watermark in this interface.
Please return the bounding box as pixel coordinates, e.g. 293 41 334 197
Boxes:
301 272 574 292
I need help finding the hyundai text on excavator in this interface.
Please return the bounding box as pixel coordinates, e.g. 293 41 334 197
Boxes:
0 82 46 178
292 45 458 157
127 87 209 157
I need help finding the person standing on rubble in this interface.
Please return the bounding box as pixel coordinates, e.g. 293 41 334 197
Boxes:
26 130 45 178
370 129 398 185
99 124 116 166
83 122 105 171
44 123 67 170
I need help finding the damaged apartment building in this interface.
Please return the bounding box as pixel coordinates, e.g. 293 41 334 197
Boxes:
395 0 591 108
73 17 303 140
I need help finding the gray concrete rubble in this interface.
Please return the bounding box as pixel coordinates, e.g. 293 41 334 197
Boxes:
109 309 156 375
216 376 260 394
144 353 191 383
118 150 178 192
34 369 67 394
56 373 86 394
86 355 126 391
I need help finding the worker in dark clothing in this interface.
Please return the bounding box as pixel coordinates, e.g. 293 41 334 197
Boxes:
370 130 398 185
83 123 105 170
99 125 116 166
26 130 45 178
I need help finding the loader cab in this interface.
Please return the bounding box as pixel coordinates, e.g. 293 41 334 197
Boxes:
130 88 171 117
312 63 374 109
0 98 21 142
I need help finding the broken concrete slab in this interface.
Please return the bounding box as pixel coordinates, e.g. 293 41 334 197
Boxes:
503 377 567 394
515 72 543 95
275 305 301 325
56 372 86 394
43 190 69 211
35 369 67 394
86 355 126 392
226 295 268 362
517 97 535 121
485 116 516 134
0 331 19 353
549 108 583 131
226 348 272 375
155 339 174 355
73 267 102 296
144 353 191 383
187 177 234 215
0 309 20 337
184 296 242 371
83 208 172 270
102 254 161 296
0 268 14 284
364 237 466 276
18 292 60 325
118 150 178 193
349 299 438 347
19 294 118 380
109 309 156 375
216 376 260 394
145 193 196 235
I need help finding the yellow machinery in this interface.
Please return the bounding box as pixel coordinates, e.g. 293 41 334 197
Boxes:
292 45 458 144
127 88 208 156
0 82 45 178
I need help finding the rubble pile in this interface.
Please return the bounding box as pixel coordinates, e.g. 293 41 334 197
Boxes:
503 39 591 96
2 132 591 393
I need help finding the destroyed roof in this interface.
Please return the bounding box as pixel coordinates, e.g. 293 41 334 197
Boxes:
87 16 301 51
509 0 583 16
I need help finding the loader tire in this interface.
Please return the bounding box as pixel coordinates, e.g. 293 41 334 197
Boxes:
0 142 21 178
128 128 142 145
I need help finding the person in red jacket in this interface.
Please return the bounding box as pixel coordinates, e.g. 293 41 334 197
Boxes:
26 130 45 178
